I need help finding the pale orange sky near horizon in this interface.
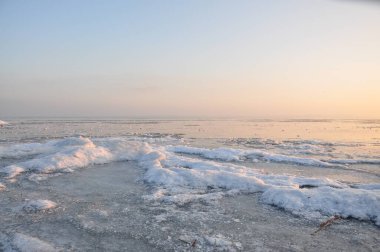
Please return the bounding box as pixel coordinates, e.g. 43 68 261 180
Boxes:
0 0 379 119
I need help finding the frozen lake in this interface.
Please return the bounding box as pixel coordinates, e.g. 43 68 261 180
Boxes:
0 119 379 251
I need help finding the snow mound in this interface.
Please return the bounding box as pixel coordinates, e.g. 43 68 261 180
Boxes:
21 200 57 213
12 233 56 252
262 186 380 225
138 145 380 225
142 149 346 191
0 137 152 177
140 147 379 225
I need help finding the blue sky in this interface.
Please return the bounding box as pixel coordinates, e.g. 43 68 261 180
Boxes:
0 0 379 118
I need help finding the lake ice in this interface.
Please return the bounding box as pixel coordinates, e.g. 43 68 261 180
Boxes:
0 119 379 251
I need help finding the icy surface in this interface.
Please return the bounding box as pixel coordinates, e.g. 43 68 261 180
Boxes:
1 136 379 225
1 161 379 251
1 119 379 251
12 233 56 252
168 145 345 167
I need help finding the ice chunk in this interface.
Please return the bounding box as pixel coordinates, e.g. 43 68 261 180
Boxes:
1 137 154 177
262 186 380 225
0 165 25 178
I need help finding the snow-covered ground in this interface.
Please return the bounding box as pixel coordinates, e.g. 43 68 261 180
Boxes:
1 137 379 225
1 161 379 251
0 119 379 251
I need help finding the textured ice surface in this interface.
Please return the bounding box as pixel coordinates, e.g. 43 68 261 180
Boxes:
0 233 56 252
11 233 56 252
1 119 379 251
1 136 379 225
1 161 379 251
168 145 342 167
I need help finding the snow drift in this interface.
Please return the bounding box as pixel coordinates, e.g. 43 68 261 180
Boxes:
0 137 379 225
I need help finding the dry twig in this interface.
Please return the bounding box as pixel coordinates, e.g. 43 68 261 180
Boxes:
191 239 197 247
312 215 342 235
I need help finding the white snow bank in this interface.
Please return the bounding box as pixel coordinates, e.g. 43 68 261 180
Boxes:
21 200 57 213
262 186 380 225
0 137 153 177
2 137 376 181
143 153 268 191
140 147 379 225
143 151 346 191
12 233 56 252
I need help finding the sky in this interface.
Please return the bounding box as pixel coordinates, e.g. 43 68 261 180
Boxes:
0 0 379 119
